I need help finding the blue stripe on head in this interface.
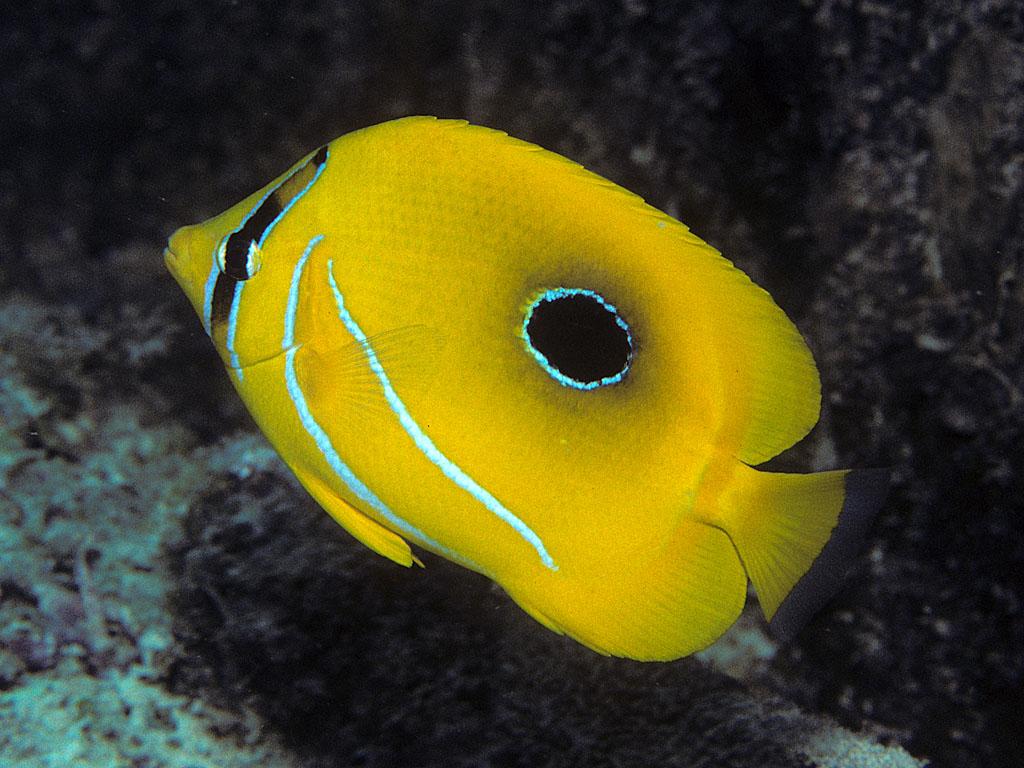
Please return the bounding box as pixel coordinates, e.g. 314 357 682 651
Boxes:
226 280 245 380
282 234 324 350
202 262 219 336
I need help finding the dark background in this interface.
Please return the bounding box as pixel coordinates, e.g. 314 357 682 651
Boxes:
2 2 1022 766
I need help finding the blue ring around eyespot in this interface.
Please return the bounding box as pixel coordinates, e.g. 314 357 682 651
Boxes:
521 287 633 390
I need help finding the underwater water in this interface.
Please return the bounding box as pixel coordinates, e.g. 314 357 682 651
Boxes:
2 1 1022 766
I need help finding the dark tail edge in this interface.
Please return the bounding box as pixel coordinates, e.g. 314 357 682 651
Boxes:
768 467 891 643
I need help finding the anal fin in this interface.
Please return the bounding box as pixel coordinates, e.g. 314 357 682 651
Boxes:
502 519 747 661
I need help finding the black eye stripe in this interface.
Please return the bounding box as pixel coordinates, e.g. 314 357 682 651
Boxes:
210 273 238 335
221 145 330 281
222 200 282 279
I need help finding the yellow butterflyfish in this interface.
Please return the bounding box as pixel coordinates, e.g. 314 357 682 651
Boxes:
165 116 887 661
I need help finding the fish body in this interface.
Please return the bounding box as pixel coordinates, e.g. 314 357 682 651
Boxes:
165 117 886 660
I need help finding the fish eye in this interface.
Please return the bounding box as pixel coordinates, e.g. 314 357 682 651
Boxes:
216 235 261 281
522 288 633 390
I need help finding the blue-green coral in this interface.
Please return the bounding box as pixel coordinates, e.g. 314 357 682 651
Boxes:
0 292 295 766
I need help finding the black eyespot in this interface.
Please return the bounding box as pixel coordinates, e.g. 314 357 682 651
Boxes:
522 288 633 389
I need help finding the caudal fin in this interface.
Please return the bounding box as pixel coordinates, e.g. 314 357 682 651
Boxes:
769 468 889 641
722 465 889 643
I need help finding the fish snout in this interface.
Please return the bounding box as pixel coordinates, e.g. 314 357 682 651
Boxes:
164 224 211 294
163 246 181 282
164 225 193 273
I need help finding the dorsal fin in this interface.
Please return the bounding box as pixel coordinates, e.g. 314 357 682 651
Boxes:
697 260 822 464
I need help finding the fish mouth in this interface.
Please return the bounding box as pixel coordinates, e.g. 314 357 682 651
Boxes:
164 224 198 286
163 246 182 280
164 245 197 299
